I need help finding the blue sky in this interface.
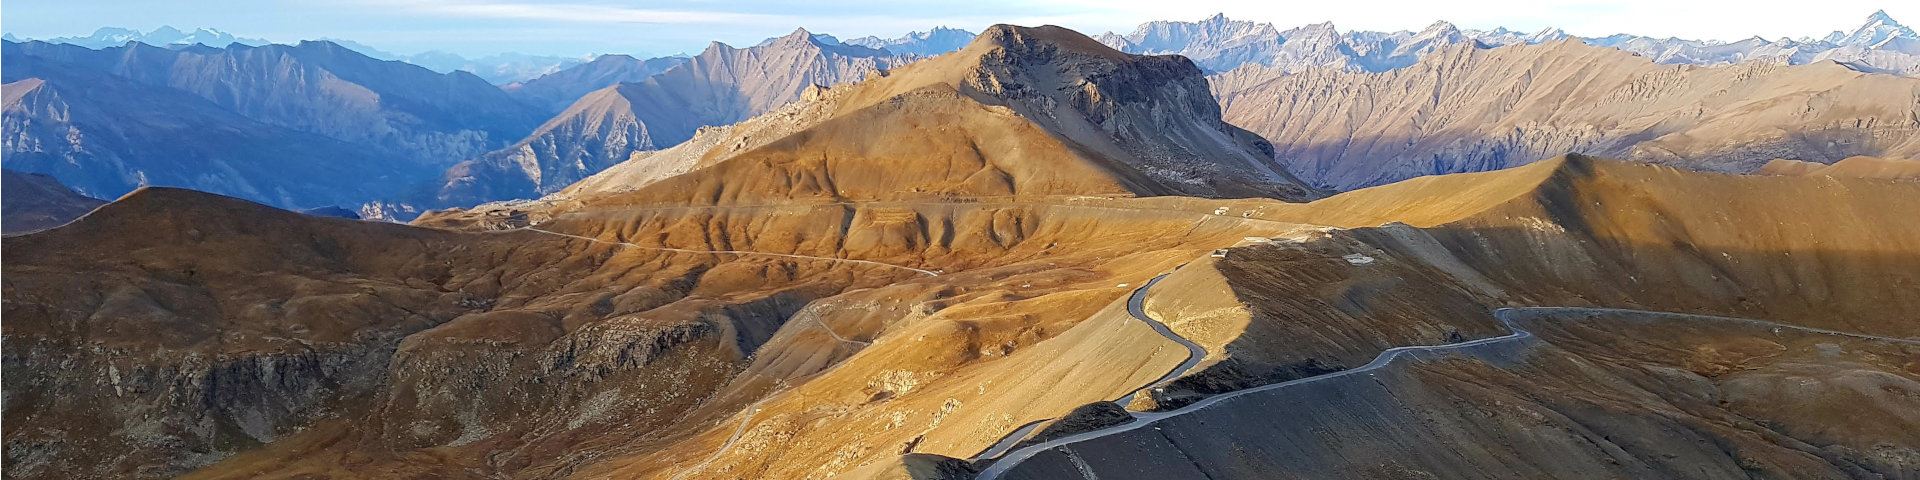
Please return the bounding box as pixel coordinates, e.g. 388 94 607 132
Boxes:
2 0 1910 57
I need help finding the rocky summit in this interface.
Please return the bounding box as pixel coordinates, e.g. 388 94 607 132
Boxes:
4 12 1919 480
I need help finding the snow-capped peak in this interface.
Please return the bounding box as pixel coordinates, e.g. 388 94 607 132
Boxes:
1824 10 1917 46
1416 20 1462 39
1526 27 1570 44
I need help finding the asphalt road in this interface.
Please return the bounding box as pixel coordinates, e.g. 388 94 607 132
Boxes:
976 306 1918 479
972 272 1207 461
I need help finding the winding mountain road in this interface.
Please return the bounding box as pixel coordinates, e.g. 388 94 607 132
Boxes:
975 306 1916 480
971 272 1208 461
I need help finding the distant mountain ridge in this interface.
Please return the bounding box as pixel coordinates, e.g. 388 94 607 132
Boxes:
4 39 543 168
1213 39 1920 190
501 54 690 113
2 53 420 209
406 28 920 212
2 38 545 212
15 26 268 49
845 27 978 55
319 38 593 85
1098 11 1920 76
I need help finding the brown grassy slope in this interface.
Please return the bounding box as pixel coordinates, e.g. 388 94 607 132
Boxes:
1440 154 1920 335
4 188 924 479
1120 154 1919 414
562 24 1317 208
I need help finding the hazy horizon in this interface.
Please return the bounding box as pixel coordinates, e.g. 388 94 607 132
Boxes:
1 0 1909 58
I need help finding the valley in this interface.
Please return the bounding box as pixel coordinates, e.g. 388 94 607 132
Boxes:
3 8 1918 480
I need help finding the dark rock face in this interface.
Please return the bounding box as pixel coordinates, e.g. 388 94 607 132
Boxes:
1 168 105 234
965 25 1319 201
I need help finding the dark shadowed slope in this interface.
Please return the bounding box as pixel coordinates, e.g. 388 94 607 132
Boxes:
1 168 105 234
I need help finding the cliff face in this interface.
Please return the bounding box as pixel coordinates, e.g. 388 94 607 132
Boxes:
1215 40 1920 190
958 25 1317 200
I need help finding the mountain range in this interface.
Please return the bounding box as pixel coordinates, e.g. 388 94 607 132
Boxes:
1213 38 1920 189
6 16 1920 480
5 12 1916 221
1 51 424 208
408 28 928 213
1099 11 1920 76
16 26 268 49
9 26 593 85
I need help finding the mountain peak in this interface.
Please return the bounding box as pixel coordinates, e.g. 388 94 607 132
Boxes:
755 27 852 49
1416 20 1463 39
1826 9 1916 45
971 24 1130 62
